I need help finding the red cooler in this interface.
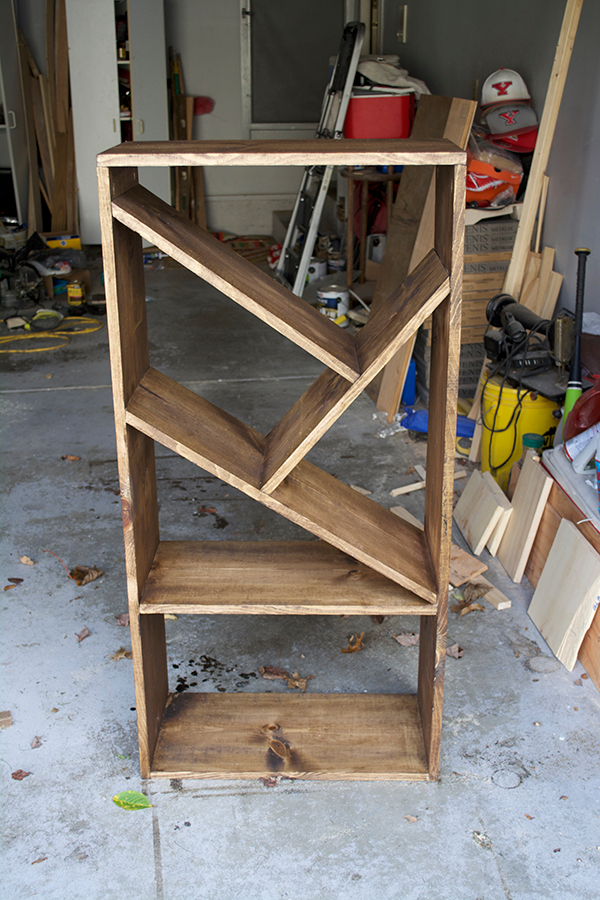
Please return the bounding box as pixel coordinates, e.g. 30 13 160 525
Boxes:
344 91 415 139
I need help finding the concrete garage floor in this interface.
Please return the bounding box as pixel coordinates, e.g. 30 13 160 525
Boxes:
1 257 599 900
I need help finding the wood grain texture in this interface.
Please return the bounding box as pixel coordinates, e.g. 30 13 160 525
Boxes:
97 138 465 168
497 454 553 583
503 0 583 298
528 519 600 670
373 97 475 418
470 576 512 610
579 606 600 692
151 693 429 780
111 184 360 381
261 251 449 492
126 368 437 601
98 166 165 778
140 541 437 616
453 469 511 556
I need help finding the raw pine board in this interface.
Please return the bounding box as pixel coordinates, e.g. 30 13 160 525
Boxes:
528 519 600 670
453 469 507 555
151 693 430 781
497 454 553 582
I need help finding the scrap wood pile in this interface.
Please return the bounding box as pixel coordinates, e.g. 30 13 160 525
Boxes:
17 0 77 237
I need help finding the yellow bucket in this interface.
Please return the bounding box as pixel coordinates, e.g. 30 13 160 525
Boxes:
481 377 559 490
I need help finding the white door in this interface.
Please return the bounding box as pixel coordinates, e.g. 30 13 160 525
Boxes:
0 0 29 224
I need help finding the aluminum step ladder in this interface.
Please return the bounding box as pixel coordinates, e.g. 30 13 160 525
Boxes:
274 21 365 296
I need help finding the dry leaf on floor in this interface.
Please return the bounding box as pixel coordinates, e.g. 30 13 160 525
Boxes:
110 646 132 661
70 565 103 586
458 602 486 617
447 643 464 659
258 665 290 680
75 626 91 642
19 555 34 566
8 578 23 585
11 769 32 780
287 671 314 692
525 814 534 820
31 736 42 749
259 776 281 787
463 582 491 604
61 455 81 461
393 632 420 647
4 585 16 591
115 613 129 627
31 857 47 864
341 632 365 653
350 484 372 495
197 506 217 515
404 815 418 824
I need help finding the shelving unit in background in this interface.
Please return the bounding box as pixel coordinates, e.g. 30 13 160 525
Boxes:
98 138 465 782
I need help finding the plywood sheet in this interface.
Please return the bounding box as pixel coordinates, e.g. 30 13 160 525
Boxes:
528 519 600 670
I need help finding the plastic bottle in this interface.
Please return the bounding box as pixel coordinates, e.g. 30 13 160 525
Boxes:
564 420 600 461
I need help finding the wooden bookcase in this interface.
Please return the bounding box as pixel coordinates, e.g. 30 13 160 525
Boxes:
97 139 465 781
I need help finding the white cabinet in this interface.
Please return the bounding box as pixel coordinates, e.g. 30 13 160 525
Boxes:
66 0 170 244
0 0 28 224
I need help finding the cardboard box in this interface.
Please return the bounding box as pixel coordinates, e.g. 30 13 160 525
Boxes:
43 268 92 300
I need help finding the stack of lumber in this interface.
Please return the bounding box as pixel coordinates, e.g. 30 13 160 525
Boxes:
168 49 206 229
517 241 563 320
17 0 77 236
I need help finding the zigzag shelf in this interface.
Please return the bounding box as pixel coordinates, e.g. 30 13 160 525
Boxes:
98 138 465 782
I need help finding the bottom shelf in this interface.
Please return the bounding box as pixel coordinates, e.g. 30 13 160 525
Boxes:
150 692 430 781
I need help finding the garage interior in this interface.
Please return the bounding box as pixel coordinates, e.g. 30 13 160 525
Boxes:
1 2 599 899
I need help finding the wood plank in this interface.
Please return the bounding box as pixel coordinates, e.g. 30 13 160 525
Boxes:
140 541 437 616
453 469 506 556
54 0 69 134
45 0 56 140
151 693 429 781
468 575 512 610
579 606 600 692
538 269 563 320
98 165 165 780
260 251 449 492
497 453 553 582
530 246 555 316
97 138 466 168
111 184 361 382
503 0 584 298
30 71 53 200
390 504 488 592
16 31 43 234
51 131 68 232
464 251 512 265
528 519 600 670
373 97 475 420
525 499 562 587
126 368 437 601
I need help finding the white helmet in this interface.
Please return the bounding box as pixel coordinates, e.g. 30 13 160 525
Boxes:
481 69 531 110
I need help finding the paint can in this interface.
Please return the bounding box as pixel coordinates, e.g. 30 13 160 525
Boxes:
67 281 86 306
327 256 345 274
317 285 349 316
306 258 327 283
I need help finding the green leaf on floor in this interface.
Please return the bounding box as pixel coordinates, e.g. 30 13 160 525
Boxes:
112 790 151 810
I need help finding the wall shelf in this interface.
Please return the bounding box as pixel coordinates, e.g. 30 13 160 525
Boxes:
98 138 465 781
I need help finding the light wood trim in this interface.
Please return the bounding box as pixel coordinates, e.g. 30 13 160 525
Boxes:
125 368 437 601
497 454 553 583
503 0 584 298
261 251 449 492
140 541 437 616
111 184 360 382
151 693 430 781
97 138 465 167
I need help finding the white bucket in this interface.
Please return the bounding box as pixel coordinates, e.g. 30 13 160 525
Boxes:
317 285 350 317
306 258 327 283
327 257 346 274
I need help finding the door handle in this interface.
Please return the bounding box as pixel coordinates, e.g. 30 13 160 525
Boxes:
8 110 17 129
136 119 144 135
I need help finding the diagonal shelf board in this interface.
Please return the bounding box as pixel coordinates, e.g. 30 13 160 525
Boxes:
139 541 438 616
261 250 449 492
150 692 430 781
98 137 466 168
111 184 360 382
126 367 437 602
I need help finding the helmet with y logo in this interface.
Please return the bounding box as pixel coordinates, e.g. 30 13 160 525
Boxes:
483 102 538 153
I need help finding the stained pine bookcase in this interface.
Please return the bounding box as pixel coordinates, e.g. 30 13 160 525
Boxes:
97 139 465 781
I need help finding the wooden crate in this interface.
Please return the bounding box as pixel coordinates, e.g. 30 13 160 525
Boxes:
98 138 465 781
